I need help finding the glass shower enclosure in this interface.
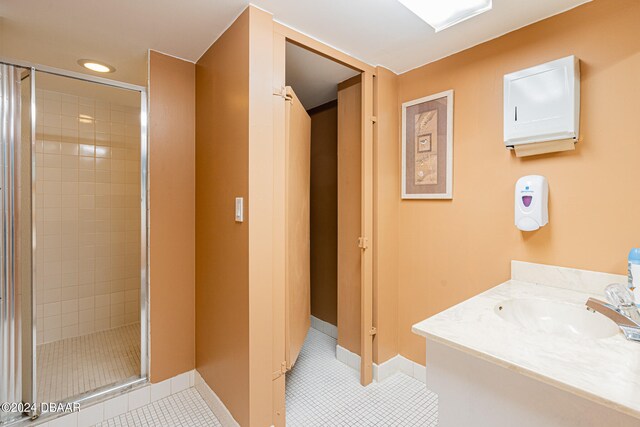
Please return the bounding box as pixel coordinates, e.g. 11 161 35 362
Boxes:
0 63 34 425
0 60 148 425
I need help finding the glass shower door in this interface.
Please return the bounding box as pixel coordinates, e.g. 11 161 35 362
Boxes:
0 63 35 424
32 71 143 406
1 60 148 423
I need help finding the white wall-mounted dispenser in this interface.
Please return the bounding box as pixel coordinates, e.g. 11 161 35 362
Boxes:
504 55 580 157
515 175 548 232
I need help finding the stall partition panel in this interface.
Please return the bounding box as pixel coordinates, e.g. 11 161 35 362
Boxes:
284 86 311 370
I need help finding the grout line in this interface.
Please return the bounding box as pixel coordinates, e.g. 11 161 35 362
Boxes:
36 323 140 403
287 328 437 425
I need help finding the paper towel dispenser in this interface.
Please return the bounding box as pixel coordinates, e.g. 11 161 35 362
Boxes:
504 55 580 157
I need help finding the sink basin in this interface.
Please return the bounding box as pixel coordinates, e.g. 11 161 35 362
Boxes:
495 298 619 339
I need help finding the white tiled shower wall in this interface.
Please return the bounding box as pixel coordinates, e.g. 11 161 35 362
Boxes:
35 89 141 344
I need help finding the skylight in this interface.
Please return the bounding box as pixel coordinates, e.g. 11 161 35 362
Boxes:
398 0 493 32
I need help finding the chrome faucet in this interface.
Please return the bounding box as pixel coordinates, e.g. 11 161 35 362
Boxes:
585 283 640 342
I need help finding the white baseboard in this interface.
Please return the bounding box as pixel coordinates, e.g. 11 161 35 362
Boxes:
311 318 425 385
336 344 361 371
34 370 197 427
335 345 426 384
394 354 427 383
194 370 240 427
375 354 400 382
310 315 338 339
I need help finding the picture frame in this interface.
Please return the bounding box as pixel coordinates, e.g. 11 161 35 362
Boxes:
401 90 454 199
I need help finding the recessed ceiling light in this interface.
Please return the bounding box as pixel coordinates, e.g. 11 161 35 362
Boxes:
398 0 492 32
77 59 115 73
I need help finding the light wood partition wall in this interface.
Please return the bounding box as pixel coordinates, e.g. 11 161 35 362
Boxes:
271 30 287 427
359 70 375 386
148 51 196 383
284 87 311 370
372 67 399 365
247 7 276 427
195 9 251 426
309 102 338 326
195 6 276 426
337 76 362 358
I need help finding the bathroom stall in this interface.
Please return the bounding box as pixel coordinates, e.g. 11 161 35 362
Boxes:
281 72 364 369
0 59 148 425
278 36 372 420
281 42 364 364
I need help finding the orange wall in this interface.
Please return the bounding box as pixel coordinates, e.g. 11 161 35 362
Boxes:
337 76 362 355
395 0 640 364
195 9 250 426
309 102 338 326
148 51 196 382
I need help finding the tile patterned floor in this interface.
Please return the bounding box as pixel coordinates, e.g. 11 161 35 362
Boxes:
95 389 221 427
37 323 140 402
84 326 437 426
286 327 439 426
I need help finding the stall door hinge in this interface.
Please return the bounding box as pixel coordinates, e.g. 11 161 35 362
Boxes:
273 86 292 101
358 237 369 249
272 360 288 380
369 327 377 336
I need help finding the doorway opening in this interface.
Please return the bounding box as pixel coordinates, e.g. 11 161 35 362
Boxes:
281 40 365 421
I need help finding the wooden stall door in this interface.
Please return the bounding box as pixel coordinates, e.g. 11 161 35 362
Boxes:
284 86 311 370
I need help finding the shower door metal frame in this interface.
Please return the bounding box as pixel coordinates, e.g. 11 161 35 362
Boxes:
28 66 36 418
0 56 150 420
0 62 35 425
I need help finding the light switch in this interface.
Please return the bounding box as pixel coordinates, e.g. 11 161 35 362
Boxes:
235 197 243 222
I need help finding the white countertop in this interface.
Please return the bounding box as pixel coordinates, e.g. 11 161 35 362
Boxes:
412 277 640 419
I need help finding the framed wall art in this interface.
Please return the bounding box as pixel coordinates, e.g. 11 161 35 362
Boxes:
401 90 453 199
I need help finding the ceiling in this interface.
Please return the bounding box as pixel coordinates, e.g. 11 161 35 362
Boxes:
0 0 246 85
286 42 358 110
0 0 591 85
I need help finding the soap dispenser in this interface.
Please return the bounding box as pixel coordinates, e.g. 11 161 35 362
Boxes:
515 175 548 231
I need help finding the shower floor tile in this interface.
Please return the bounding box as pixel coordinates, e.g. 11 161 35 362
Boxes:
95 388 221 427
286 327 438 426
37 323 140 403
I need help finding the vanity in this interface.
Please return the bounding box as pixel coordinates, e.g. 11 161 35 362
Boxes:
412 261 640 427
